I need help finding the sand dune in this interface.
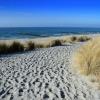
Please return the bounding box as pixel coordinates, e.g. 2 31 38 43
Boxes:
0 42 100 100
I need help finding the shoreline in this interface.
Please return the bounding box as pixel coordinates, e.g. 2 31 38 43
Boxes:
0 34 98 44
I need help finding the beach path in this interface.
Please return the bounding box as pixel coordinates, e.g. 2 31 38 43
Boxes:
0 43 99 100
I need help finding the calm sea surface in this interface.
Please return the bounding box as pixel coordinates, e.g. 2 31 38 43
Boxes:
0 27 100 39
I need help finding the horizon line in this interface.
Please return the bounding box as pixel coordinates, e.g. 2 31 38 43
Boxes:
0 26 100 28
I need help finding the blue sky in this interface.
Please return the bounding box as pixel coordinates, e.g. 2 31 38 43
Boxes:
0 0 100 27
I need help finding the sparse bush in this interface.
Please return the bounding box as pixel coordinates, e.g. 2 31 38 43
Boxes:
27 41 35 50
0 43 9 54
50 39 62 47
72 38 100 78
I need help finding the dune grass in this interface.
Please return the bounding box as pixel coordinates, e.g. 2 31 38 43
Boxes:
0 43 9 54
35 43 50 48
72 37 100 83
9 41 24 53
70 36 77 42
0 41 24 54
50 39 62 47
0 35 91 55
69 36 91 43
77 36 91 42
27 41 35 50
35 44 45 48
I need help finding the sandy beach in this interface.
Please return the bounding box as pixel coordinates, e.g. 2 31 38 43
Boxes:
1 0 100 99
0 37 100 100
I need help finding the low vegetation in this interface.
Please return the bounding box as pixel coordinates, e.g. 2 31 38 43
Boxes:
70 36 77 42
0 41 24 54
27 41 35 50
0 43 9 54
69 36 91 43
0 35 91 55
77 36 91 42
50 39 62 47
35 44 45 48
9 41 24 53
72 37 100 83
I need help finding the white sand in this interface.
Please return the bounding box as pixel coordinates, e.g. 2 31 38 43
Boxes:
0 41 100 100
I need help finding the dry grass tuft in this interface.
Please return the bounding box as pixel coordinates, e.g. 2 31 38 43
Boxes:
9 41 24 53
27 41 35 50
50 39 62 47
0 35 91 55
70 36 77 42
0 41 24 54
77 36 91 42
35 44 45 48
72 37 100 82
69 36 91 43
0 43 9 54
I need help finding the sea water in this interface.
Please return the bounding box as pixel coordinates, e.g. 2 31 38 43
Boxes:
0 27 100 39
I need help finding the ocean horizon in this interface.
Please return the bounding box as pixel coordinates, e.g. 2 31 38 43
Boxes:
0 27 100 40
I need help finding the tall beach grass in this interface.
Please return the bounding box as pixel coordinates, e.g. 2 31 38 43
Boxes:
0 43 9 54
0 35 91 55
26 41 35 51
9 41 24 53
0 41 24 54
72 37 100 84
50 39 62 47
